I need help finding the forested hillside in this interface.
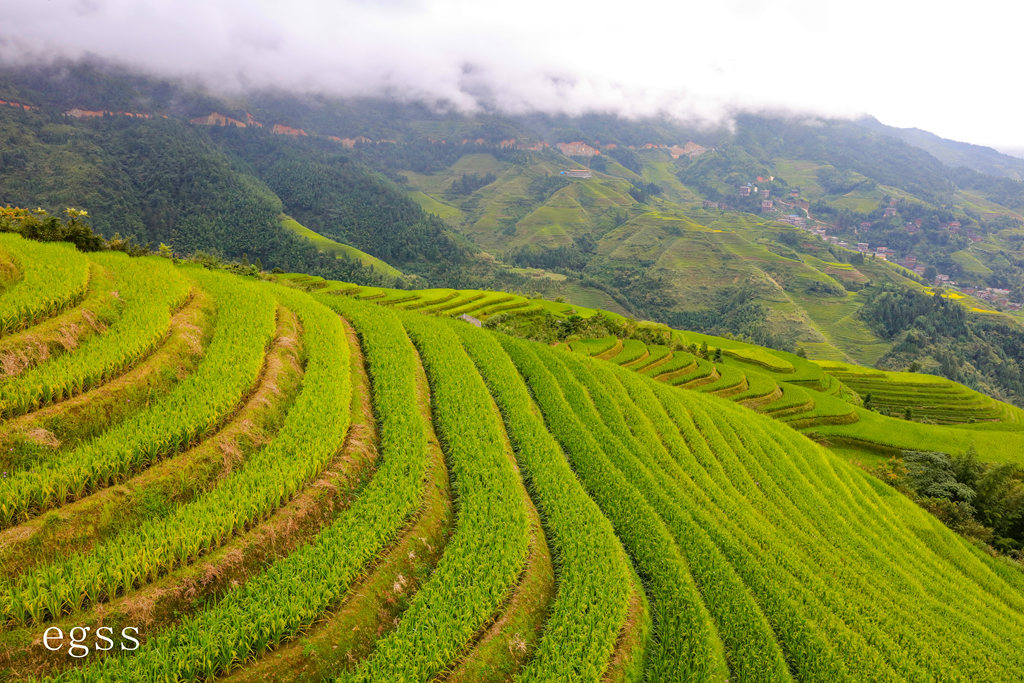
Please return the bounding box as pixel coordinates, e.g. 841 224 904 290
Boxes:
4 61 1024 404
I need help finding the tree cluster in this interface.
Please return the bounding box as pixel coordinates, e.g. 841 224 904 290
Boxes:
872 449 1024 559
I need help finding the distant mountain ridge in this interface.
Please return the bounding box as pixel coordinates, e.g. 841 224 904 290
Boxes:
4 58 1024 403
856 115 1024 180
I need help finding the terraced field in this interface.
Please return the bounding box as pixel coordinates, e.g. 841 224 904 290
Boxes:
2 234 1024 681
819 361 1024 425
283 277 1024 464
276 273 623 323
562 329 1024 464
569 330 859 430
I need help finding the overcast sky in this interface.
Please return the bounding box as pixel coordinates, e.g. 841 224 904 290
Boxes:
2 0 1021 149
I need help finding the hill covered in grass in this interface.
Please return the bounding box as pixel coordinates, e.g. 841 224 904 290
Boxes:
1 232 1024 681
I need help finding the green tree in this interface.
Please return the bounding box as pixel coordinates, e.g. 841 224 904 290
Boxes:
903 451 975 503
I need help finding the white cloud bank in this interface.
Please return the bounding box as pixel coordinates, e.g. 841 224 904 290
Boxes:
2 0 1022 146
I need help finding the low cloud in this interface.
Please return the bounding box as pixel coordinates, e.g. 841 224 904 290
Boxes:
1 0 1021 146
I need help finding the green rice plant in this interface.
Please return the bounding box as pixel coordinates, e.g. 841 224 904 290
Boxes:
499 337 730 682
704 385 1024 672
420 291 485 314
569 335 617 357
0 252 191 418
55 295 430 681
721 404 1024 676
819 360 1024 425
446 293 515 318
544 351 790 681
343 313 531 681
395 289 458 310
0 262 117 377
699 363 746 395
646 349 695 378
731 366 781 404
668 357 717 386
377 292 419 306
721 347 794 373
608 339 647 366
452 322 633 681
0 267 276 528
0 234 91 335
639 386 922 679
762 382 814 416
629 344 670 371
1 285 351 625
780 390 857 428
469 296 533 319
618 369 1006 678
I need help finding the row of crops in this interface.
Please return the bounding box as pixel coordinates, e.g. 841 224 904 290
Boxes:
276 274 617 323
818 360 1024 425
565 330 1024 455
0 236 91 336
566 333 858 430
2 234 1024 680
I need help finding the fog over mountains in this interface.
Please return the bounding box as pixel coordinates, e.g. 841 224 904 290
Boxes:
2 0 1023 149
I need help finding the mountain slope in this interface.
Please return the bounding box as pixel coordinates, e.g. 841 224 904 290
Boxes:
5 61 1024 397
1 232 1024 681
278 215 403 278
857 116 1024 180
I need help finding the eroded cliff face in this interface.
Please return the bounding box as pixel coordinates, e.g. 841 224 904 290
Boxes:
190 112 247 128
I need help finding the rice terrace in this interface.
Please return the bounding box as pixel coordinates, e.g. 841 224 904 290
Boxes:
0 224 1023 682
5 0 1024 676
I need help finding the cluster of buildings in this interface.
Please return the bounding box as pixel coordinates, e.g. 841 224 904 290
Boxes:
737 184 1023 312
778 214 809 228
736 184 778 212
960 287 1021 310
